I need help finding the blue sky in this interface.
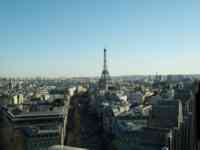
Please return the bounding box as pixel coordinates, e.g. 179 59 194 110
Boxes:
0 0 200 77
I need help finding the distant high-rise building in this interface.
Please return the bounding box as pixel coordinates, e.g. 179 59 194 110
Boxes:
98 49 112 91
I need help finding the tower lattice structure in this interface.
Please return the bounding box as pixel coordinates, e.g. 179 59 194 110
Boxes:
98 48 112 91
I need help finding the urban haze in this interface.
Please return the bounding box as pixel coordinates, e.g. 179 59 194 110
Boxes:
0 0 200 150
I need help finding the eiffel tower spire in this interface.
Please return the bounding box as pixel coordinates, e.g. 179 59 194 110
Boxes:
104 48 107 71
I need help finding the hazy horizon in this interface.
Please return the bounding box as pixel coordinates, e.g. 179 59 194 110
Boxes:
1 0 200 77
1 73 200 79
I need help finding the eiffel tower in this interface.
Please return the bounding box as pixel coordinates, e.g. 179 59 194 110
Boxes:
98 48 112 91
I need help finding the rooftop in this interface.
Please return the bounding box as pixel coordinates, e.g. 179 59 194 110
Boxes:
0 103 65 123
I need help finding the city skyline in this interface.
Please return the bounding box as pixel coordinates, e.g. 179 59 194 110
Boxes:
1 0 200 77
